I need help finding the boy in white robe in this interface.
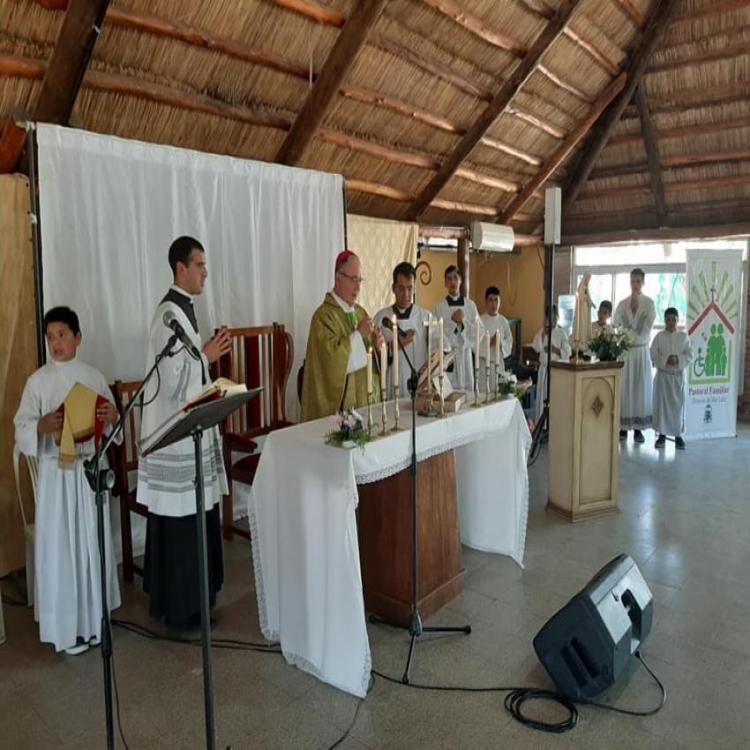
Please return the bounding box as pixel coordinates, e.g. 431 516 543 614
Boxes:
532 304 571 423
138 236 232 631
14 306 121 654
480 286 513 391
592 300 613 335
375 262 431 398
613 269 656 443
434 265 483 392
651 307 692 450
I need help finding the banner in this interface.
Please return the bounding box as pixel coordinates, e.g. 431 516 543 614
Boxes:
685 248 743 439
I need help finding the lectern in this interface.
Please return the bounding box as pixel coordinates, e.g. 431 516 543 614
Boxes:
547 361 624 521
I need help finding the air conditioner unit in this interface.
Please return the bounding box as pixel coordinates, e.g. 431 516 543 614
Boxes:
470 222 515 253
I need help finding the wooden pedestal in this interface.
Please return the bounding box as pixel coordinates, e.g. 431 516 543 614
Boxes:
357 451 462 626
548 361 624 522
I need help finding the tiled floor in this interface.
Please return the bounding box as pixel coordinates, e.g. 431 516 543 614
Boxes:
3 427 750 749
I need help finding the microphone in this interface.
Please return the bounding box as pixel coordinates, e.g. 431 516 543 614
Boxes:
163 310 202 360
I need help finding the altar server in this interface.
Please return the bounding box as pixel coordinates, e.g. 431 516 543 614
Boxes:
375 262 431 398
434 265 483 391
14 306 121 654
301 250 384 421
613 269 656 443
480 285 513 379
138 236 232 631
531 304 571 422
592 300 613 334
650 307 691 450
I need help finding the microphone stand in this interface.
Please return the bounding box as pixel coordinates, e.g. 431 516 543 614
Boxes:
373 343 471 684
83 333 180 750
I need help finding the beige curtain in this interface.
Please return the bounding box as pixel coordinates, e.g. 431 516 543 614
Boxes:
347 214 418 315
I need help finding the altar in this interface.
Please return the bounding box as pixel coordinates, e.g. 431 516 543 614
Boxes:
246 398 531 697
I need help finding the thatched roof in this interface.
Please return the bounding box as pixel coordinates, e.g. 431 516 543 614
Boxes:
1 0 748 243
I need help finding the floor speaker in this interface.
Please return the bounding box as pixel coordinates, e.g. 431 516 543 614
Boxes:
533 554 653 701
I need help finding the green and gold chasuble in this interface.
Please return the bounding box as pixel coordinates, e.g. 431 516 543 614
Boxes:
301 293 380 422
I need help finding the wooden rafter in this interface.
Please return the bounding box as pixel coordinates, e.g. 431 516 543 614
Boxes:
405 0 578 220
634 82 667 223
562 220 750 246
673 0 750 23
577 173 750 201
1 0 111 173
568 197 750 222
270 0 345 26
607 115 750 146
507 107 566 138
275 0 388 165
648 39 750 73
614 0 646 26
498 72 627 222
560 0 678 217
592 148 750 178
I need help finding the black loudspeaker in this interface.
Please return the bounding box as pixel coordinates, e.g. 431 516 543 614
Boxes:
533 554 653 701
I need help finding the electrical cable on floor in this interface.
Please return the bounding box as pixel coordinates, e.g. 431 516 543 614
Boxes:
110 645 131 750
371 651 665 734
326 674 374 750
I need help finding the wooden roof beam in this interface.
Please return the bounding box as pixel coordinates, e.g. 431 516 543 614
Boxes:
268 0 345 27
275 0 388 165
673 0 750 24
634 82 667 223
592 148 750 178
648 39 750 73
405 0 578 220
561 0 678 217
499 72 626 222
578 173 750 201
562 220 750 246
1 0 111 173
608 115 750 146
614 0 646 27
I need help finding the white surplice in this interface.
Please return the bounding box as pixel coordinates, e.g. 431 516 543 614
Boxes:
613 294 656 429
532 326 571 422
434 296 483 391
650 329 692 436
14 358 121 652
375 304 431 398
137 287 227 517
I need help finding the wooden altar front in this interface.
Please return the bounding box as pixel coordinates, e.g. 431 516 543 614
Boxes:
356 451 462 626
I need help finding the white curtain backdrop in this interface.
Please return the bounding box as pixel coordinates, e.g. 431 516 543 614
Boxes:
36 124 345 556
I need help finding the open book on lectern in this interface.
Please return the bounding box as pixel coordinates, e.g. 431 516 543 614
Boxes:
139 377 247 456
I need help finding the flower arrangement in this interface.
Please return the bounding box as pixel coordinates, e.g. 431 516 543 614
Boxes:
325 409 371 449
498 372 532 400
587 328 634 362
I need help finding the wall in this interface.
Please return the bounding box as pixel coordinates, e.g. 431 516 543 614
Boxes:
0 174 37 576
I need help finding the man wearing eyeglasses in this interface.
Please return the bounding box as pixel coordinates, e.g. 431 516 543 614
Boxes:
301 250 384 421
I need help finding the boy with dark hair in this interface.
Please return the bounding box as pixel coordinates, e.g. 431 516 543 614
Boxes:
592 300 613 334
14 306 121 654
434 265 483 391
531 304 571 423
651 307 691 450
480 285 513 381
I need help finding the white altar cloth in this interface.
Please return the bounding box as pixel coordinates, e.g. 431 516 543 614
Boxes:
246 398 531 697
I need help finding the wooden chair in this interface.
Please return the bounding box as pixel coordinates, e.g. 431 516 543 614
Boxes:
212 323 294 540
110 380 148 583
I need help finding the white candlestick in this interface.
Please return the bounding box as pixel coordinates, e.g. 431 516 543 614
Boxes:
495 327 501 365
391 314 399 391
380 339 387 396
438 318 444 377
426 314 432 396
475 313 481 366
485 330 490 366
367 347 373 395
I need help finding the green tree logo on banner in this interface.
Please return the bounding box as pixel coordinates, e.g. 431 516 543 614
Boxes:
688 261 738 386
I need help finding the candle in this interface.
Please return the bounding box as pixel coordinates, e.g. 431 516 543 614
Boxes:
367 347 373 395
438 318 444 375
380 339 387 396
495 326 501 365
426 314 432 395
485 330 490 366
391 314 399 389
475 313 481 368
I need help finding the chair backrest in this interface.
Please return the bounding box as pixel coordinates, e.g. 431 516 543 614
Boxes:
12 445 38 531
110 380 143 497
212 324 294 436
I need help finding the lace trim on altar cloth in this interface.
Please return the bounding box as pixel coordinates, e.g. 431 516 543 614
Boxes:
285 644 371 699
621 416 653 428
247 490 276 642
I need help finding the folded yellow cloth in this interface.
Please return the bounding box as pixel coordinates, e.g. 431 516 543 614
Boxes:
55 383 107 468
